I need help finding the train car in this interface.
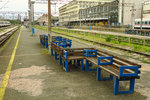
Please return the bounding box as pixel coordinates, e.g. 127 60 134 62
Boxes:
134 18 150 29
0 21 11 27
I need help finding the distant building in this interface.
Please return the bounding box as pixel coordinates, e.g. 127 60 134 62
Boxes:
118 0 149 26
143 1 150 18
38 14 48 26
38 14 59 26
59 0 104 26
59 0 149 26
79 0 119 26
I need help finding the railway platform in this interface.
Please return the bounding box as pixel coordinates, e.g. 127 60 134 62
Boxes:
0 26 150 100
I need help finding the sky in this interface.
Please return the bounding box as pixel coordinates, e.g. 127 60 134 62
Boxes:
0 0 64 16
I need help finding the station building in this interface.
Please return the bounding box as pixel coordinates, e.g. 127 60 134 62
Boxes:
59 0 149 26
143 1 150 18
79 0 118 26
59 0 104 26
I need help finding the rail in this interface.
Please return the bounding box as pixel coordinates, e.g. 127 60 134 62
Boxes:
0 26 19 47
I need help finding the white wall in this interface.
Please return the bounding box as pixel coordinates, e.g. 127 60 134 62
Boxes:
118 0 148 25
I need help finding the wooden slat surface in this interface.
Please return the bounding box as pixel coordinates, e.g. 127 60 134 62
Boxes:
68 56 85 60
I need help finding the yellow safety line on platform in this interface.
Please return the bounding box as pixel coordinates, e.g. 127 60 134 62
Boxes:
0 27 22 100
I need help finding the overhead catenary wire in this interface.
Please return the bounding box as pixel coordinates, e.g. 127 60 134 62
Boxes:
0 0 9 9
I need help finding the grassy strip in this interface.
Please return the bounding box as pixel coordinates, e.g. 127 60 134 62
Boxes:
35 26 150 53
0 26 21 53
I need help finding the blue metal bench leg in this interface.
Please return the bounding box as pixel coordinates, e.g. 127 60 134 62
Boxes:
69 60 72 65
77 60 80 67
63 61 65 67
54 52 58 60
40 39 42 44
85 60 89 71
130 79 135 93
51 49 54 56
114 78 119 95
81 59 84 71
59 55 62 65
110 75 113 80
45 42 48 48
65 61 69 72
114 78 135 95
44 37 47 48
97 67 102 81
74 60 76 65
97 67 113 81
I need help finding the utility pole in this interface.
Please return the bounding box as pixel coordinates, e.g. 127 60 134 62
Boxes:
140 2 144 30
28 0 32 30
121 0 124 26
48 0 52 50
32 1 35 27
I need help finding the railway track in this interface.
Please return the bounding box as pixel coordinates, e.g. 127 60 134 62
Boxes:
52 30 150 57
0 25 12 31
0 26 19 47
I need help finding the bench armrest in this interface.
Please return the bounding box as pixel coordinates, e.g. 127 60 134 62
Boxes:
97 56 113 65
83 49 97 57
119 66 139 77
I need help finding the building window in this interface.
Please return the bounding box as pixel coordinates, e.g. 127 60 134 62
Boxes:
145 21 148 25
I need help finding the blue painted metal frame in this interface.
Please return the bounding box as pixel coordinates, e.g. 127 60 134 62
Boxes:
119 66 139 77
55 37 62 41
81 59 84 71
53 41 61 45
114 78 135 95
85 60 97 72
58 39 72 48
63 50 68 59
40 35 48 48
44 36 48 48
98 56 113 65
51 49 54 56
59 55 62 65
65 61 69 72
54 52 59 60
97 67 113 81
83 49 97 57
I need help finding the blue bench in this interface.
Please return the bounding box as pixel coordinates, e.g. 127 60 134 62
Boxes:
40 34 48 48
84 49 140 95
50 36 141 95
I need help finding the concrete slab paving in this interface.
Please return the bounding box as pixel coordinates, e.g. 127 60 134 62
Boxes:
0 26 149 100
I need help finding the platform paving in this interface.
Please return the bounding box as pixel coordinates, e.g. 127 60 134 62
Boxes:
0 26 150 100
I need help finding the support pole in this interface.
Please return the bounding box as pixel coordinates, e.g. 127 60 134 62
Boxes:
48 0 52 52
28 0 31 30
140 2 144 30
31 1 35 35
